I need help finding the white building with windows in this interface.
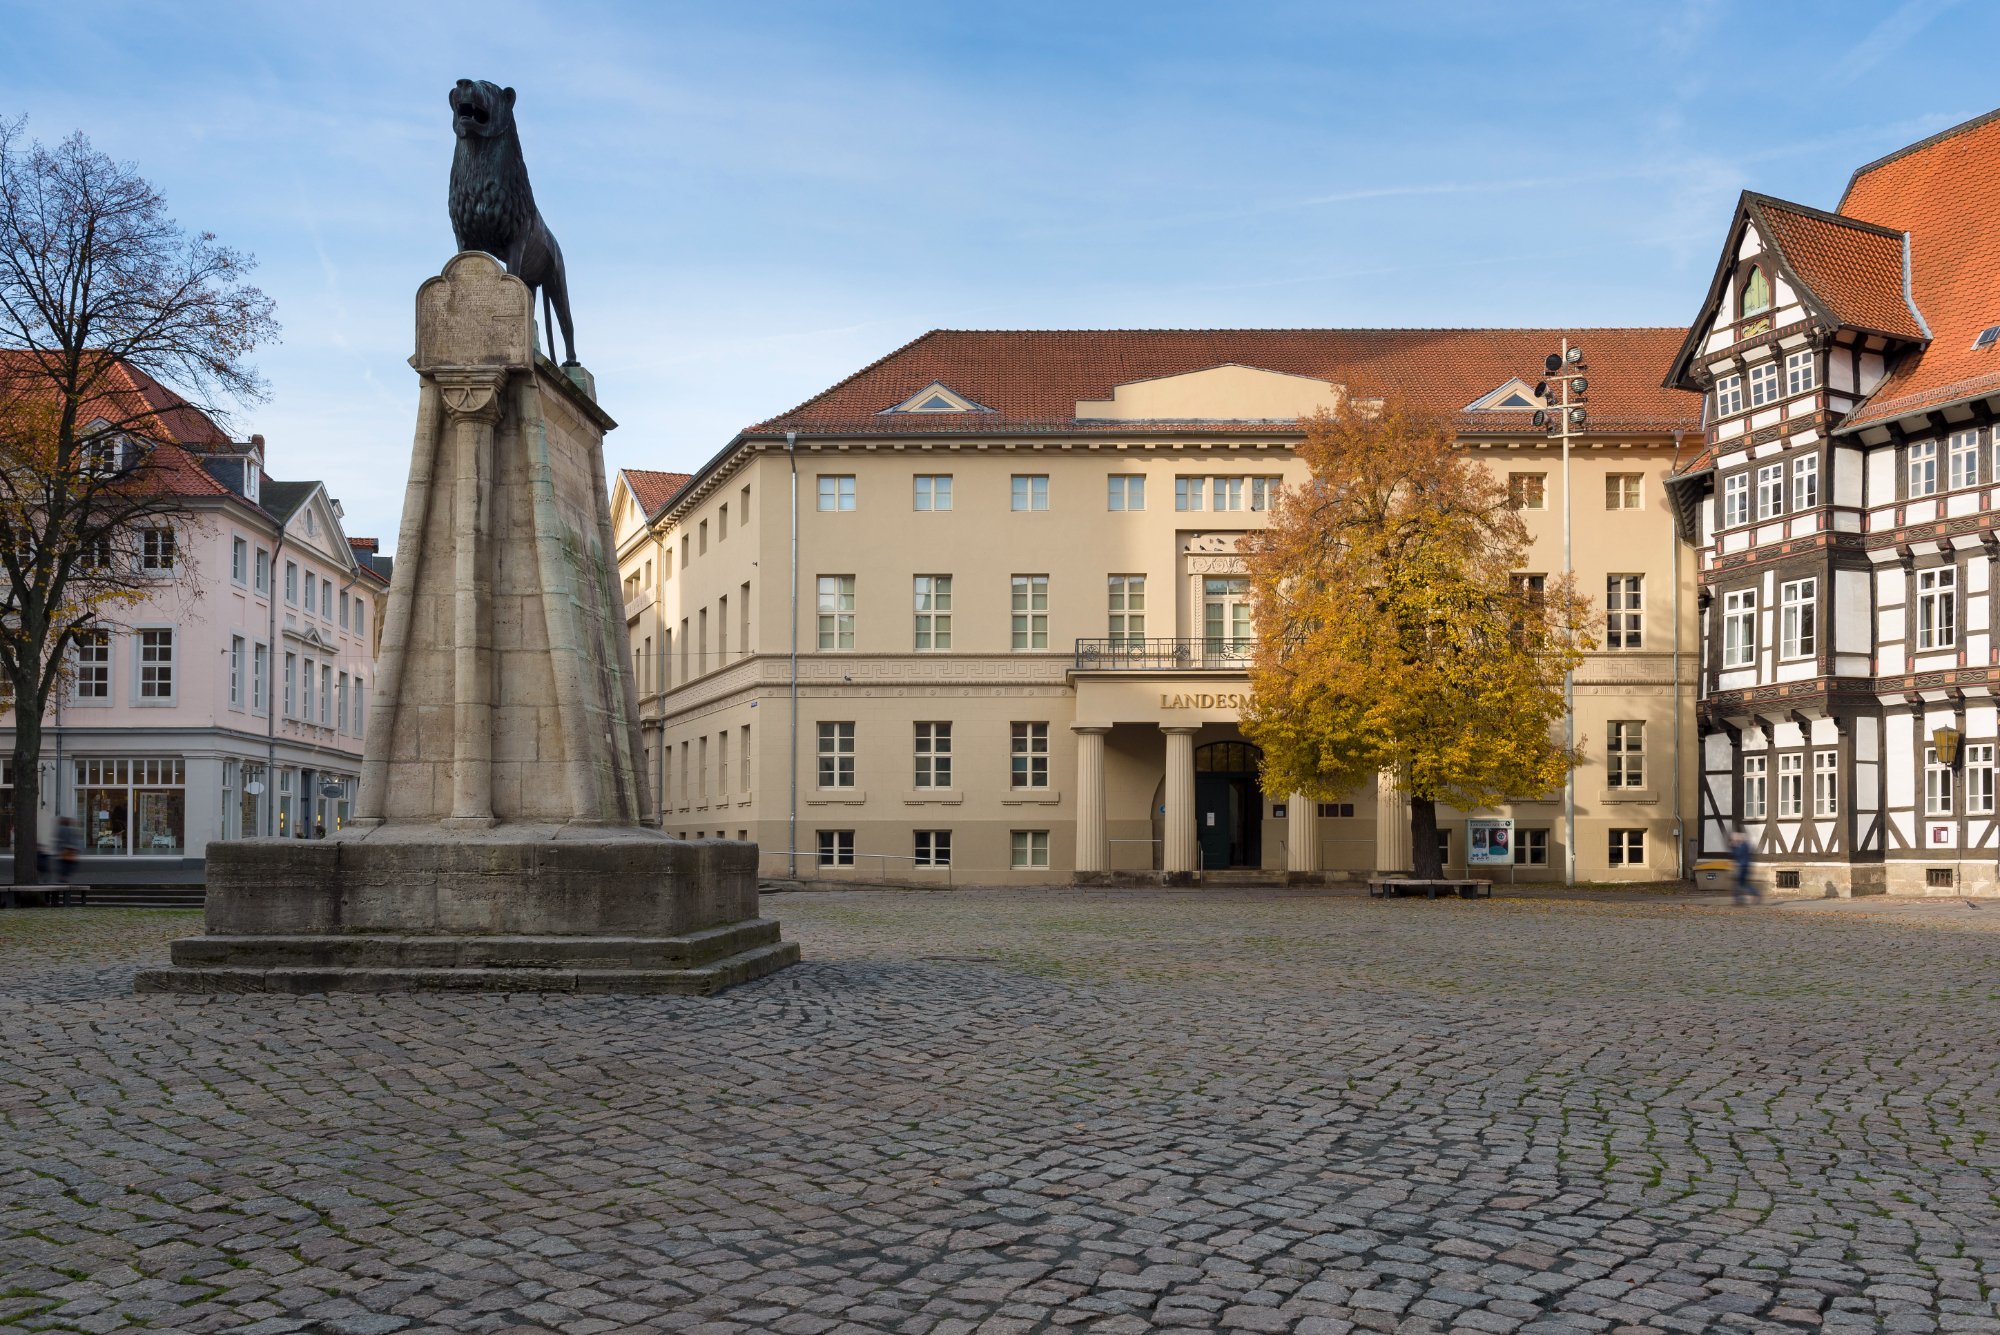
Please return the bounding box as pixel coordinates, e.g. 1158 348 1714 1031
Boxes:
0 362 388 881
1666 108 2000 894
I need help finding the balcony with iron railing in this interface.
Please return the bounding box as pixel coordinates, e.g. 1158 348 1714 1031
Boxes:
1072 637 1255 672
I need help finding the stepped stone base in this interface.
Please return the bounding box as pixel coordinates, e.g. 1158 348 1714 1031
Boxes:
136 825 798 996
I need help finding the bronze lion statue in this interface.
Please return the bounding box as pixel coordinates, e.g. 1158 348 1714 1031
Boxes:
447 78 577 365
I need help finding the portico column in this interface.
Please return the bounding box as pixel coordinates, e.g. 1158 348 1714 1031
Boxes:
438 372 503 829
1162 725 1199 875
1375 767 1411 872
1287 791 1320 875
1073 725 1110 876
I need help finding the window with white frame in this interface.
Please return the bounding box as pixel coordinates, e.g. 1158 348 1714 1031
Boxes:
252 644 268 714
1605 575 1642 649
139 527 176 571
1968 743 1996 815
913 575 951 650
1813 750 1838 817
1777 753 1804 818
1010 474 1049 511
1909 440 1939 497
816 829 854 868
1606 720 1644 788
1608 828 1646 866
1786 350 1817 396
1508 473 1547 510
1011 574 1048 650
254 547 269 594
1174 477 1206 511
1779 578 1817 660
1010 829 1050 869
1514 828 1549 866
1108 575 1145 645
1748 361 1780 408
1722 589 1757 668
1106 475 1145 511
1723 473 1750 527
1926 746 1954 815
1756 463 1784 519
285 560 298 604
1917 566 1957 650
914 722 951 788
816 475 856 511
283 652 296 716
73 629 109 700
231 536 247 584
321 581 332 618
817 575 855 649
816 721 855 788
1211 477 1245 511
136 628 174 699
1714 374 1743 417
229 635 244 707
1011 722 1050 789
319 665 331 725
1606 473 1643 510
1249 477 1281 511
1744 754 1768 820
1951 429 1981 490
1793 453 1819 510
337 672 349 732
913 474 952 511
914 830 952 867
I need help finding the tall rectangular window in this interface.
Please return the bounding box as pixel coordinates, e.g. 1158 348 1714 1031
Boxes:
816 722 855 788
1813 750 1839 817
1010 722 1050 789
254 547 270 593
1748 361 1780 408
140 527 176 571
231 536 248 584
817 575 855 650
137 628 174 699
1606 721 1644 788
1786 350 1817 396
229 635 245 707
1106 475 1145 511
337 672 349 732
285 560 298 604
340 591 350 630
1777 753 1804 818
1743 755 1768 820
1174 477 1205 511
1926 746 1954 816
914 830 952 868
252 644 268 713
320 663 333 723
1909 440 1939 497
73 629 109 700
1107 575 1146 645
1950 429 1981 490
1723 473 1750 527
1508 472 1547 510
1967 743 1995 816
816 829 855 867
1793 453 1819 510
816 475 856 511
1011 574 1048 650
740 724 751 794
284 652 296 717
914 575 952 650
1713 373 1743 416
321 581 331 619
718 503 728 541
1010 474 1049 511
1755 462 1784 519
1779 578 1817 659
1010 830 1050 869
1605 575 1642 649
1606 474 1643 510
914 723 952 788
1249 477 1281 511
1722 589 1757 668
913 474 953 511
1608 828 1646 867
1917 567 1956 649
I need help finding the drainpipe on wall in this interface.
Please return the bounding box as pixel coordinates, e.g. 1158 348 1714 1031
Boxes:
1670 429 1686 880
655 521 668 828
265 528 284 836
787 431 799 880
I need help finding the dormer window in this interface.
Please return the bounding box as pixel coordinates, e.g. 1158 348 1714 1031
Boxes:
78 420 130 476
1742 265 1771 317
881 382 992 415
1465 379 1546 412
244 467 260 504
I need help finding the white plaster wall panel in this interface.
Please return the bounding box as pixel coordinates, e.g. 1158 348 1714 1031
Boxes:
1914 653 1956 673
1967 633 1989 664
1705 732 1733 767
1926 707 1958 733
1865 449 1894 502
1831 355 1856 393
1718 418 1746 442
1856 761 1880 813
1886 713 1914 806
1774 721 1805 749
1738 227 1762 262
1772 272 1797 304
1834 653 1870 675
1757 523 1786 545
1877 568 1905 607
1908 500 1938 525
1881 645 1907 674
1949 493 1979 518
1973 562 1992 594
1774 659 1816 683
1970 704 1998 736
1718 449 1749 472
1751 408 1783 431
1723 531 1750 554
1787 400 1816 421
1834 511 1862 533
1835 571 1871 652
1813 821 1834 846
1890 810 1912 846
1791 513 1820 537
1857 715 1879 761
1700 505 1715 545
1860 352 1886 393
1812 716 1841 745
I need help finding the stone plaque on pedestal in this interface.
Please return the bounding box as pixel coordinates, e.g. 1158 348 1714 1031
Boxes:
138 253 797 995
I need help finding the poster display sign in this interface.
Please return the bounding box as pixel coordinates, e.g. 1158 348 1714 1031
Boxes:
1467 818 1514 867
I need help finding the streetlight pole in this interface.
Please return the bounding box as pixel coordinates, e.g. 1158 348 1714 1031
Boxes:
1537 340 1588 887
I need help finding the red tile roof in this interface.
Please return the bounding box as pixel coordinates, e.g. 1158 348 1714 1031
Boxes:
1751 198 1923 340
621 468 692 517
1837 108 2000 431
0 352 232 498
349 537 379 552
749 328 1700 438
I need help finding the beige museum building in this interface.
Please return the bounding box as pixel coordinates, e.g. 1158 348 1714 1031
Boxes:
612 329 1703 884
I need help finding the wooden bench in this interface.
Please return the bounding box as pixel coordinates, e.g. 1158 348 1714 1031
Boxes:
1367 877 1492 901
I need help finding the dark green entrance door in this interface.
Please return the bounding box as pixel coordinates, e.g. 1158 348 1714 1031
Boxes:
1194 741 1263 870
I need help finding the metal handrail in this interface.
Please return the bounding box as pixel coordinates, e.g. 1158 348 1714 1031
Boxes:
757 847 955 886
1073 637 1254 671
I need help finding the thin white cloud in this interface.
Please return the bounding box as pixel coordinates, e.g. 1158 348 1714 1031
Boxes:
1826 0 1967 85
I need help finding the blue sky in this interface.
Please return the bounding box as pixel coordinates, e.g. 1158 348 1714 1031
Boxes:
3 0 1992 541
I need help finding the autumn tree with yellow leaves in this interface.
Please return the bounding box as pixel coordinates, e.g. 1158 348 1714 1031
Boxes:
1239 397 1592 880
0 119 277 888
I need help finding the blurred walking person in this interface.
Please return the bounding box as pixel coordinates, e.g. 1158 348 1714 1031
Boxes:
1730 826 1759 905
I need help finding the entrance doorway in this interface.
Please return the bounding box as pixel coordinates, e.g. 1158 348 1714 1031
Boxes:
1194 740 1264 869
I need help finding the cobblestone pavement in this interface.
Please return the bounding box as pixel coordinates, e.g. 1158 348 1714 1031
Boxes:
5 889 2000 1335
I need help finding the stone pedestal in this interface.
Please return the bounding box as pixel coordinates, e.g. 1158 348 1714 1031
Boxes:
138 252 797 996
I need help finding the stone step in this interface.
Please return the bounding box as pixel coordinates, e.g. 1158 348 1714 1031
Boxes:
165 917 783 971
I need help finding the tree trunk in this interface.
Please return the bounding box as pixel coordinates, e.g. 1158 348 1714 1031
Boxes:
1408 795 1443 879
10 712 43 891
